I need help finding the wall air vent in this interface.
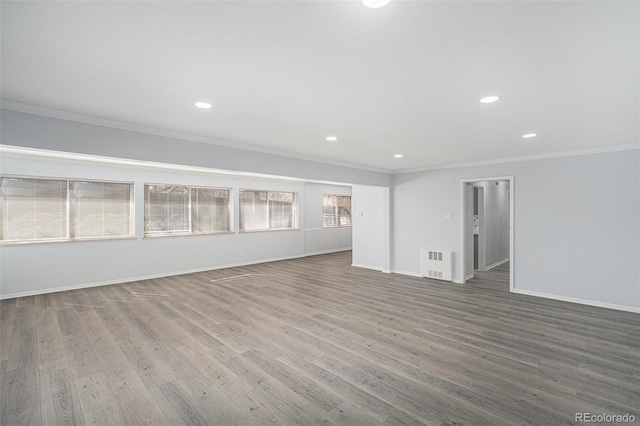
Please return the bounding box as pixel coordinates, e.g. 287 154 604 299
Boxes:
420 249 453 281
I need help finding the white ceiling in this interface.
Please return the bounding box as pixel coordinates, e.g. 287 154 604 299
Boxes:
1 1 638 172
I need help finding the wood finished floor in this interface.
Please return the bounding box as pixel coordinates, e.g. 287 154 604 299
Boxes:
1 251 639 425
467 262 510 292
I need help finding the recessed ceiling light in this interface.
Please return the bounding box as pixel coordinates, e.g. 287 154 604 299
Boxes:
479 96 500 104
195 101 212 109
394 154 403 158
326 136 338 142
362 0 391 8
522 133 537 138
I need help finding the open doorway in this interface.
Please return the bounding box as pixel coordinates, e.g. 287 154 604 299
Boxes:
460 176 514 292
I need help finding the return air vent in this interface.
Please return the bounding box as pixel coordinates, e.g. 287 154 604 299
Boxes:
421 249 453 281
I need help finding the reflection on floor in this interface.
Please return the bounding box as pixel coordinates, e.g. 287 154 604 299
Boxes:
468 261 510 292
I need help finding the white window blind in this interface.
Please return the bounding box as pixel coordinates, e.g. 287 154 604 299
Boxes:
145 184 190 234
240 190 297 231
1 177 67 241
71 181 132 238
191 187 230 234
322 194 352 228
144 184 230 236
1 176 133 243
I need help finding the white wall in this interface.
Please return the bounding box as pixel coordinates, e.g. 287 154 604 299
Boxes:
303 183 352 255
476 180 510 267
0 154 352 298
351 185 390 272
392 149 640 311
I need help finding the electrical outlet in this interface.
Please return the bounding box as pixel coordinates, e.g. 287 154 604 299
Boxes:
128 264 134 271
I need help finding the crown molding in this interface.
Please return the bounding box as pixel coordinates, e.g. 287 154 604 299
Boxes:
0 144 355 187
0 100 390 174
393 144 640 175
3 100 636 177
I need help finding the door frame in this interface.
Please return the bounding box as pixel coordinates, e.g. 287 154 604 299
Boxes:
459 175 514 292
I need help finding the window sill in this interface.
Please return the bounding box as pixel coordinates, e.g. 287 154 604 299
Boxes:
239 228 300 234
143 230 233 239
0 236 137 247
322 225 353 229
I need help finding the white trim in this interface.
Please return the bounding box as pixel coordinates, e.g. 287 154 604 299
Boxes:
512 289 640 314
304 247 352 256
0 253 311 300
1 101 388 174
485 257 510 271
395 144 640 174
452 279 464 284
351 263 382 272
390 269 422 278
466 273 474 280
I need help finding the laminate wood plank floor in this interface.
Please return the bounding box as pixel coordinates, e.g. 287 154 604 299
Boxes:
1 251 638 425
467 262 510 292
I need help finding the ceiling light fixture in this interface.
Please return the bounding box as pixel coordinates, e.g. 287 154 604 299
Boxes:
522 133 537 138
479 96 500 104
195 101 212 109
394 154 404 158
326 136 338 142
362 0 391 8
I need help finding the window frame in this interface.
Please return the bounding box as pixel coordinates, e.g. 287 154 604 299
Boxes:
239 189 299 233
322 194 352 229
143 182 232 238
0 174 135 245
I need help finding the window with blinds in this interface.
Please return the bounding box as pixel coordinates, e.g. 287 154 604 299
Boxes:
71 181 131 238
1 176 133 243
239 190 298 231
323 194 352 228
144 184 230 236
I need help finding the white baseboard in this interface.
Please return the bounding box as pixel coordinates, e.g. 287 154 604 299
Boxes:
465 273 474 280
0 253 310 300
512 289 640 314
485 257 509 271
391 269 423 278
304 247 352 257
351 263 382 272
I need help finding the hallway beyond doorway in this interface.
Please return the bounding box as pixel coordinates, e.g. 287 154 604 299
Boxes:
468 261 510 292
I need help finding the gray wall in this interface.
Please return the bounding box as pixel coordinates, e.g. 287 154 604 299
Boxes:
0 154 352 297
0 109 390 187
392 149 640 310
351 185 389 272
476 180 510 268
2 109 638 312
303 183 352 255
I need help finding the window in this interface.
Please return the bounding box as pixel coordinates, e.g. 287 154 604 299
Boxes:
239 190 298 231
323 194 352 227
1 176 133 243
144 184 230 236
70 181 132 238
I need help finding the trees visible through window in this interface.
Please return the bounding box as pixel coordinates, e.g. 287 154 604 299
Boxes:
323 194 352 228
239 190 298 231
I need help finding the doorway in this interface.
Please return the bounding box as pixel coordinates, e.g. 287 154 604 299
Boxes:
459 176 514 292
